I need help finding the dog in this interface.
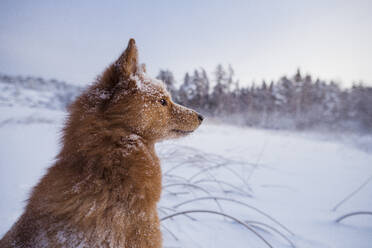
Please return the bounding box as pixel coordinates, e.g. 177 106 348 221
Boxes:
0 39 203 248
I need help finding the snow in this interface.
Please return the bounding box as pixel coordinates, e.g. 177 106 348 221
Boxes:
1 106 372 247
130 71 167 96
159 124 372 248
0 75 83 111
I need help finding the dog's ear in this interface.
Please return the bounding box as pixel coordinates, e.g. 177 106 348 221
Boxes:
116 38 138 77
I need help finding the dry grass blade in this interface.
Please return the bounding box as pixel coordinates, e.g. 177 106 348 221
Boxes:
158 207 170 216
332 174 372 212
188 162 249 186
246 138 269 181
161 224 179 241
335 211 372 223
164 174 189 182
164 161 194 176
161 209 274 248
194 179 252 196
188 166 227 193
173 196 294 236
159 206 197 221
163 183 211 196
163 183 225 213
246 221 296 248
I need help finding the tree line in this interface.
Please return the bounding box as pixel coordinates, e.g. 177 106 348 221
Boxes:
157 66 372 132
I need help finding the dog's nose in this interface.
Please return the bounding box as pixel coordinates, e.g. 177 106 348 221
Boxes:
197 114 204 123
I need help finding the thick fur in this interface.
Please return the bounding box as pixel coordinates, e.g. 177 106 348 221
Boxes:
0 39 202 248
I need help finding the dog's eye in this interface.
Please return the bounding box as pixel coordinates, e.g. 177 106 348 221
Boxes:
160 99 167 106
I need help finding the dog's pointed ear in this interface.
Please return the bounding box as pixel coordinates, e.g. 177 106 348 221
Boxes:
116 38 138 77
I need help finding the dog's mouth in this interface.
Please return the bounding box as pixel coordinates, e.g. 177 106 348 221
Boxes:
171 129 194 135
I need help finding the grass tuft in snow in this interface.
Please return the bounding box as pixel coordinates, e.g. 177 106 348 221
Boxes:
158 143 296 247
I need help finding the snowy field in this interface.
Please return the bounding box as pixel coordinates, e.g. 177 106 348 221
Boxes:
1 106 372 248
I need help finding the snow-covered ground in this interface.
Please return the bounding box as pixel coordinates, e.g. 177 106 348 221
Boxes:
1 105 371 248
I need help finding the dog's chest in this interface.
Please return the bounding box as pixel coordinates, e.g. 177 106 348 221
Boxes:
31 221 127 248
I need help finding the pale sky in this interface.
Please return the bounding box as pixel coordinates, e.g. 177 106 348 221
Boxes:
0 0 371 87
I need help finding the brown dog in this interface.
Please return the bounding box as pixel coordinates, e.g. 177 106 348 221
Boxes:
0 39 203 248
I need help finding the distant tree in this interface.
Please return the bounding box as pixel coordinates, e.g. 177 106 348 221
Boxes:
193 68 210 111
156 69 178 100
294 68 302 83
178 72 193 106
275 76 295 115
178 68 210 113
210 64 239 115
349 83 372 131
210 64 227 115
153 67 371 133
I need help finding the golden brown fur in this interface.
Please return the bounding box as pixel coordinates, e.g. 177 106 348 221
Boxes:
0 39 203 248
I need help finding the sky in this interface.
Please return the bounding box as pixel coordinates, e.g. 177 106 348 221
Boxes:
0 0 371 87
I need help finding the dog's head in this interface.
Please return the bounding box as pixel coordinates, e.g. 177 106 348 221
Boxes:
89 39 203 142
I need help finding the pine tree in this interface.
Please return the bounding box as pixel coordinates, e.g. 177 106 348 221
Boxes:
156 70 178 100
